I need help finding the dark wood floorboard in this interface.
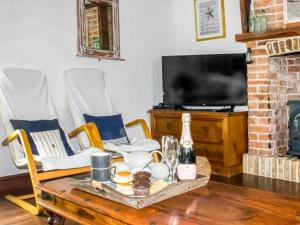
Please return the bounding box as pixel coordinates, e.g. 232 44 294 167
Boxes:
1 173 300 224
0 196 78 225
0 196 44 225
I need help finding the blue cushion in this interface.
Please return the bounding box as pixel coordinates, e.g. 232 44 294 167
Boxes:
83 114 129 145
10 119 74 156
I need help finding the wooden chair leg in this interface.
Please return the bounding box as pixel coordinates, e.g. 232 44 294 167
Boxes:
5 194 41 215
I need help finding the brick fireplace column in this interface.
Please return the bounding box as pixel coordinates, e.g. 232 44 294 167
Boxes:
247 41 274 156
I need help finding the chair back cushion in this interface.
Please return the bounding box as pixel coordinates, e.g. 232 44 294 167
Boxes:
31 129 68 158
84 114 129 145
10 119 74 156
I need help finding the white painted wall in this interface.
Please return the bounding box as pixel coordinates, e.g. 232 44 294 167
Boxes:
0 0 174 176
171 0 248 112
172 0 246 55
0 0 246 177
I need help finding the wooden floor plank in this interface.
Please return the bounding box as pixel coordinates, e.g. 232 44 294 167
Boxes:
0 197 77 225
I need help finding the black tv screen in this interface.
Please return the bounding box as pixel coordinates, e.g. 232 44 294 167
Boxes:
162 54 247 106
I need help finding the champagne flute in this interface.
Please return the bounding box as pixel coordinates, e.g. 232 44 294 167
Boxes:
162 135 173 164
162 136 179 183
162 135 173 154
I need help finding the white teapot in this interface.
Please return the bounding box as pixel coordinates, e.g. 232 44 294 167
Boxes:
117 150 163 169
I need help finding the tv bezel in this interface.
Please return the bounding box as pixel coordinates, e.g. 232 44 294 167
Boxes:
161 53 248 107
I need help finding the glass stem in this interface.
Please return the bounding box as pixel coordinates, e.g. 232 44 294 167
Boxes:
171 169 176 183
172 170 175 182
169 167 173 182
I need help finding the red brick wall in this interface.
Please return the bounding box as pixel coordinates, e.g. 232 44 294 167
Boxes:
247 1 300 156
247 41 272 156
85 7 100 48
107 6 113 51
85 5 113 50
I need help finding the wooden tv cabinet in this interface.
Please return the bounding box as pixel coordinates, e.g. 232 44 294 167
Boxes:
149 109 248 177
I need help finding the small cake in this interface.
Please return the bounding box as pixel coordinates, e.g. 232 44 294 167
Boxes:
132 180 150 196
133 171 151 180
132 171 151 196
113 171 133 184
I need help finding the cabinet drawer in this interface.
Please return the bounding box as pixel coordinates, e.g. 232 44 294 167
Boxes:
191 120 223 143
195 142 224 163
154 117 181 135
153 117 224 143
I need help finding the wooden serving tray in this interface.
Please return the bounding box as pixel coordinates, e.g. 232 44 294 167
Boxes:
71 175 210 209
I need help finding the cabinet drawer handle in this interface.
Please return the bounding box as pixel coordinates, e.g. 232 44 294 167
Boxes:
202 126 209 133
166 122 173 129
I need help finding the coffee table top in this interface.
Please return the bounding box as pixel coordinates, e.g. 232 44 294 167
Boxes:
37 178 300 225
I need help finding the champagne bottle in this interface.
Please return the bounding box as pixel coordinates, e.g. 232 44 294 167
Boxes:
177 113 197 180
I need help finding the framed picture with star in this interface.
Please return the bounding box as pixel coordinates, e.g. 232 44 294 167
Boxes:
194 0 226 41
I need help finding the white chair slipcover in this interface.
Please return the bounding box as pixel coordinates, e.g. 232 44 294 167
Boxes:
0 68 99 171
64 67 160 152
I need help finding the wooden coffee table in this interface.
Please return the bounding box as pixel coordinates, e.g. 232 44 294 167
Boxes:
36 178 300 225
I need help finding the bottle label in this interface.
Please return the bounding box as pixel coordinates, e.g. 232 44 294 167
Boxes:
183 140 192 147
177 164 197 180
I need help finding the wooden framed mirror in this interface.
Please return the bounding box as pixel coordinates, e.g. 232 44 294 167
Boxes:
77 0 122 60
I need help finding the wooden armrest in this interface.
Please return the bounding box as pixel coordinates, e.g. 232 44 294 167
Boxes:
68 125 88 139
2 129 27 147
125 119 152 139
2 129 39 179
68 123 104 150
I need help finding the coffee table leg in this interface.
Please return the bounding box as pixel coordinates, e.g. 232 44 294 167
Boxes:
47 211 65 225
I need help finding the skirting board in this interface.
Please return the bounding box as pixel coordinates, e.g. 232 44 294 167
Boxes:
243 153 300 183
0 173 32 195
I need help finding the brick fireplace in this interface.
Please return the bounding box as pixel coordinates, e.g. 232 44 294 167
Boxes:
244 48 300 181
248 49 300 156
245 0 300 157
238 0 300 181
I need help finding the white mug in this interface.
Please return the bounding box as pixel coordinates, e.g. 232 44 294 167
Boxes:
112 161 131 172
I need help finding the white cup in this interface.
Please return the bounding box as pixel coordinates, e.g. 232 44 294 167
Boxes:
112 161 131 173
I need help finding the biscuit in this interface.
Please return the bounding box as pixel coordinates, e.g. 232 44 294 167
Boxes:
150 180 168 194
116 183 134 195
113 171 133 184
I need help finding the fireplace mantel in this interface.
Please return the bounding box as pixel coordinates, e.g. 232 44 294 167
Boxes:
235 27 300 43
237 0 300 43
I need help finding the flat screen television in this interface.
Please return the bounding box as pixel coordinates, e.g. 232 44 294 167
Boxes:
162 54 247 107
